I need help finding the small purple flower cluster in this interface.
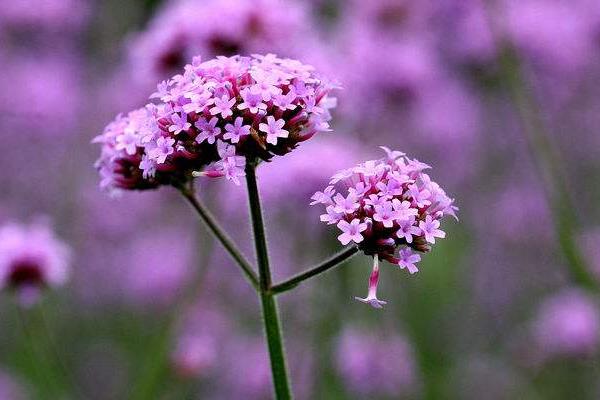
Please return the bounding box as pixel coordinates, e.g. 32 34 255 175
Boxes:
312 147 457 307
0 221 71 306
127 0 316 85
95 54 336 193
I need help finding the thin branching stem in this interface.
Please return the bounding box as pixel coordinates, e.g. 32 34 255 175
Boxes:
178 184 259 291
499 48 597 291
271 246 359 295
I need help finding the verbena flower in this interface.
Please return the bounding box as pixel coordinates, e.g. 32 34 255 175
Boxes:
126 0 321 86
94 54 337 193
0 221 71 306
312 147 457 308
532 289 600 360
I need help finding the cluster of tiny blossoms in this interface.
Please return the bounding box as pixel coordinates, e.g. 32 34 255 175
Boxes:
312 147 457 308
95 54 337 193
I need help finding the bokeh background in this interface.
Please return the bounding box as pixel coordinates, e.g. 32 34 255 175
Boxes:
1 0 600 399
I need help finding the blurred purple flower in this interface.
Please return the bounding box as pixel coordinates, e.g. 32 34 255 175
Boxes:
0 54 83 136
532 289 600 360
0 0 90 34
504 0 596 75
0 370 27 400
335 327 419 397
0 220 71 306
121 229 192 309
126 0 324 86
171 307 229 379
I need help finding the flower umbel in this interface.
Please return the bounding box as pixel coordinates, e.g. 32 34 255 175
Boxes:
312 147 458 307
94 54 337 193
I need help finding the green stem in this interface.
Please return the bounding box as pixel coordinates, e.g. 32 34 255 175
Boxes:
271 246 359 295
245 162 292 400
178 184 259 291
16 307 64 398
499 48 597 291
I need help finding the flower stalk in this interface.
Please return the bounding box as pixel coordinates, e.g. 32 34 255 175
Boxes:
499 48 598 291
245 161 292 400
271 246 359 294
178 183 259 291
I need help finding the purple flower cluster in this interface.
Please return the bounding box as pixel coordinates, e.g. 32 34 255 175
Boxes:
94 54 337 193
0 221 71 306
127 0 317 85
312 147 457 307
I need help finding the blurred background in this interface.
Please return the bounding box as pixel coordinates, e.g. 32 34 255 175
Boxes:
1 0 600 399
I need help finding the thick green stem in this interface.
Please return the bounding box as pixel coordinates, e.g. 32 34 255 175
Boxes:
499 49 597 291
178 184 259 291
271 246 359 295
245 162 292 400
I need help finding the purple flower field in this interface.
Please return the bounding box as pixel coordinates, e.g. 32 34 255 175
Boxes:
1 0 600 399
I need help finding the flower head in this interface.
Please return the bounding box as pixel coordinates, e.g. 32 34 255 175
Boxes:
95 54 336 193
0 221 71 306
532 289 600 360
312 147 457 307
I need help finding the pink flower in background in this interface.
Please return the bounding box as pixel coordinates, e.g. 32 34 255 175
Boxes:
503 0 596 74
0 221 71 306
0 55 83 137
0 370 27 400
532 289 600 360
126 0 325 86
122 229 192 308
312 147 457 307
0 0 90 33
171 308 228 379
